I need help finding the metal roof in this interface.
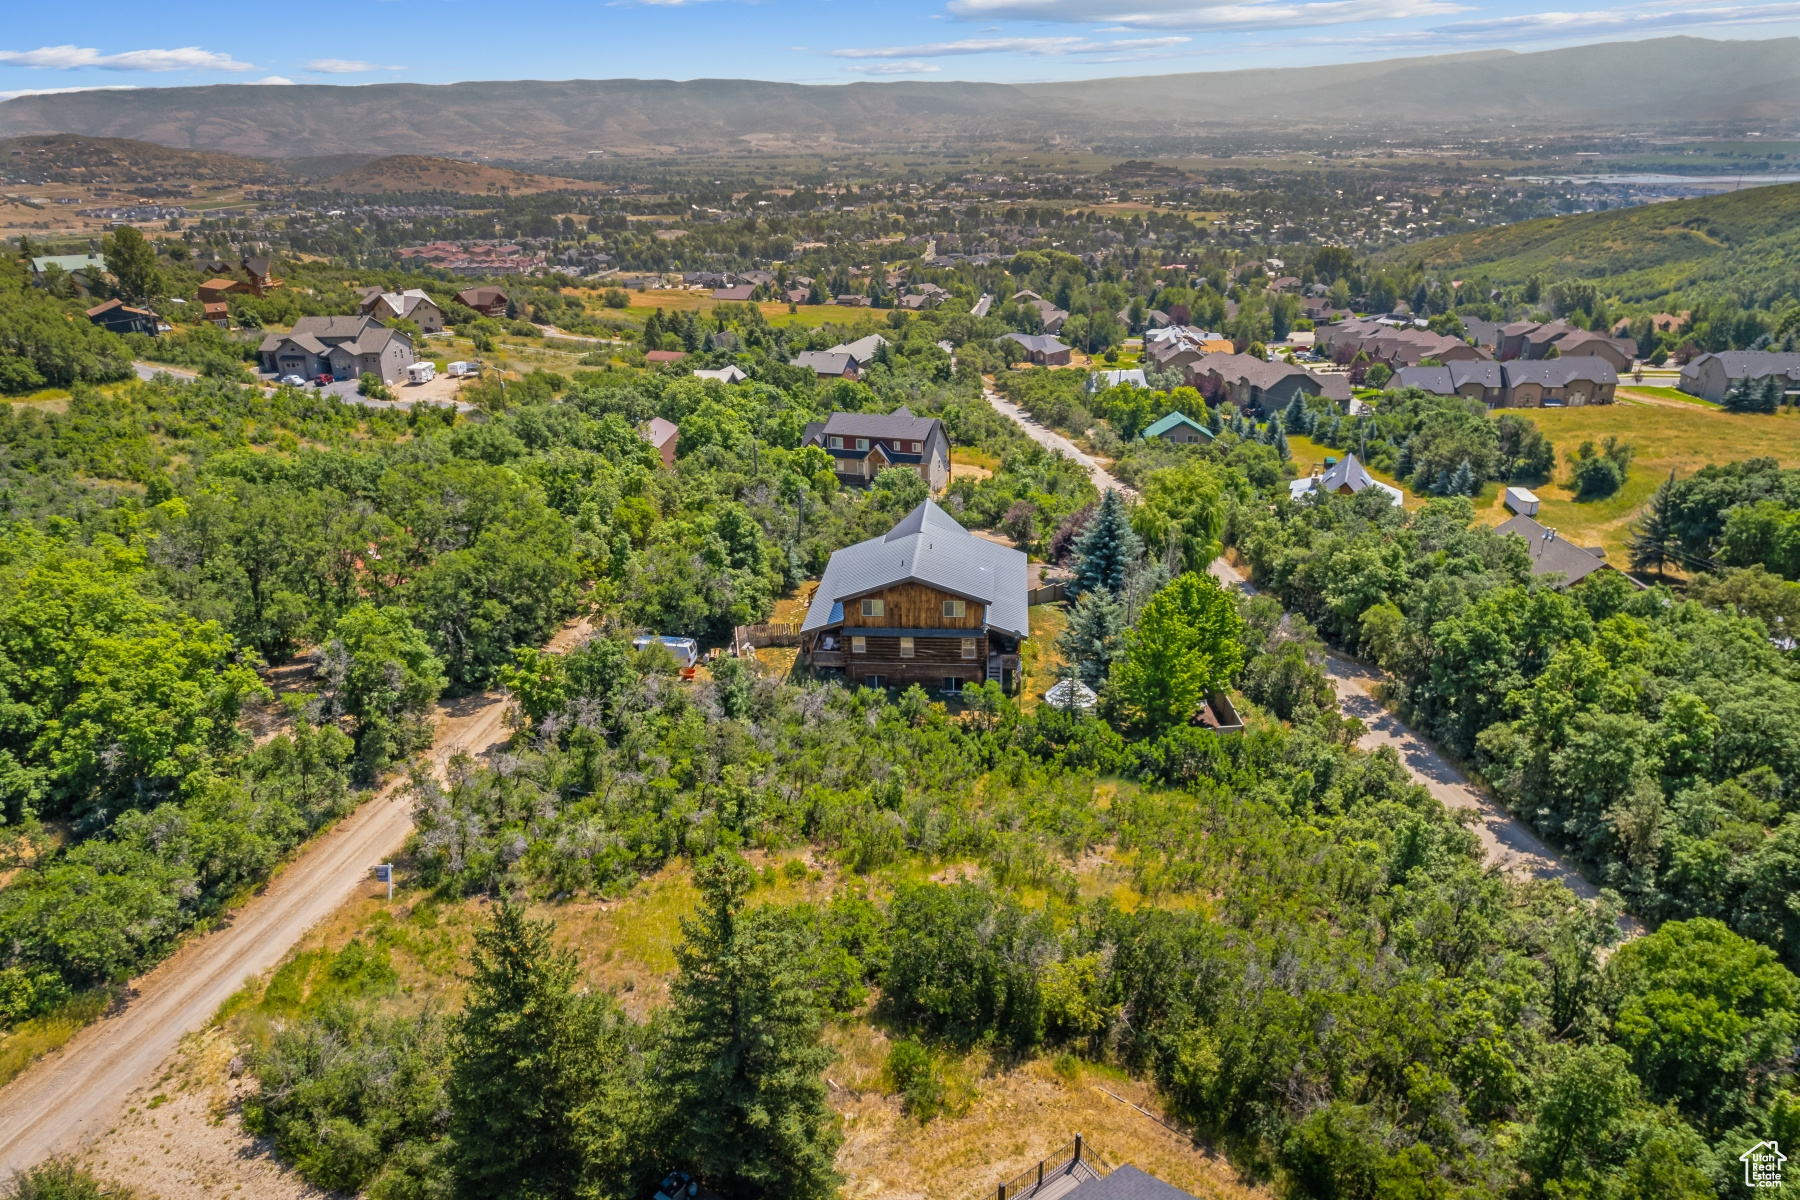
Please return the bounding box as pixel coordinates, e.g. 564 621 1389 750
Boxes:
1141 411 1212 440
802 499 1029 638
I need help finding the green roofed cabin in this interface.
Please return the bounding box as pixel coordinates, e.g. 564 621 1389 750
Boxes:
1141 411 1213 445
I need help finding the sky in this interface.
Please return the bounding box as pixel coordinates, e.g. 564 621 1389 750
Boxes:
2 0 1797 101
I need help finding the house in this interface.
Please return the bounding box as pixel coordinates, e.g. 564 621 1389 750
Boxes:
641 416 680 468
1087 369 1147 392
84 298 158 337
29 253 106 296
1012 290 1069 333
1003 333 1073 366
1141 411 1213 445
712 285 757 301
794 350 859 379
1497 514 1611 588
197 276 250 305
1678 350 1800 403
693 365 748 384
202 301 230 328
1194 355 1343 414
1288 452 1404 506
1462 318 1502 351
828 334 890 369
1545 329 1635 371
1499 358 1617 407
359 288 445 333
801 406 950 491
1394 361 1504 406
644 349 689 365
241 256 281 296
454 286 509 318
800 498 1028 693
257 315 414 383
835 294 871 308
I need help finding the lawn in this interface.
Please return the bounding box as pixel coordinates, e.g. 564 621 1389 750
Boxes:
1618 385 1717 408
1475 400 1800 563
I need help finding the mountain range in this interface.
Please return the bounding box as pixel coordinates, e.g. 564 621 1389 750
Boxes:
0 37 1793 160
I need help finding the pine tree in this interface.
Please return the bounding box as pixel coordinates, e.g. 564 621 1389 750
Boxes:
1271 421 1292 462
1056 587 1126 689
643 308 665 349
1760 375 1784 413
1206 405 1223 436
1448 458 1475 496
1627 470 1680 577
661 853 841 1200
1396 436 1414 480
1723 377 1756 412
1282 393 1307 433
1069 489 1144 598
448 905 622 1200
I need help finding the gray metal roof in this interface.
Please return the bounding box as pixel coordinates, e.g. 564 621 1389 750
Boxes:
1003 332 1071 355
802 499 1029 638
795 351 855 375
1501 358 1617 387
1068 1165 1201 1200
1396 360 1501 393
827 334 890 365
1496 514 1609 588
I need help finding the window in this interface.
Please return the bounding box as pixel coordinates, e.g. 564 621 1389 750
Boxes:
943 600 965 619
942 676 964 693
861 598 884 617
855 437 870 451
828 435 843 449
851 636 867 654
961 638 978 659
899 637 915 658
864 674 886 688
912 441 922 453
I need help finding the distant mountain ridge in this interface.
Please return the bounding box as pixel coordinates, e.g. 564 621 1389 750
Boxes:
0 37 1793 159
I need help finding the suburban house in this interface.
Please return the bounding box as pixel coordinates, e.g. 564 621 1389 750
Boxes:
454 286 509 318
800 498 1028 693
197 276 250 306
1679 350 1800 403
1142 411 1213 444
1288 453 1404 506
827 334 891 369
1012 291 1069 333
1397 359 1615 407
241 256 281 296
693 365 749 384
801 406 950 491
1497 514 1612 588
1087 368 1147 392
1194 354 1350 412
358 288 445 333
794 350 860 379
257 315 415 383
641 417 680 468
85 298 158 337
1546 329 1635 371
712 284 757 301
1003 333 1073 366
202 301 230 328
29 253 106 296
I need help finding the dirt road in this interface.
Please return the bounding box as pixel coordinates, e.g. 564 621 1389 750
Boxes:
0 688 516 1175
983 385 1136 499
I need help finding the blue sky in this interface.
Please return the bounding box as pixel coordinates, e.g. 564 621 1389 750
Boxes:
2 0 1797 100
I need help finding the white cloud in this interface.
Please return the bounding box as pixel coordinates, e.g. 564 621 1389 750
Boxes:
830 35 1190 57
0 83 138 101
305 58 405 73
1189 0 1468 29
1294 0 1800 44
0 44 256 72
253 75 297 85
845 61 946 74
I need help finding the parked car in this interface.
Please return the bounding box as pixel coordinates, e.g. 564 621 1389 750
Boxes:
313 374 334 387
654 1172 695 1200
278 374 306 387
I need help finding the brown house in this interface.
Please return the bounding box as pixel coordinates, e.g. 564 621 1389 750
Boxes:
801 499 1029 693
455 286 509 318
641 416 680 468
197 276 249 305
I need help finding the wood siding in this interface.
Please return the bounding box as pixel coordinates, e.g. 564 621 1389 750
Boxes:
846 633 987 663
841 583 986 630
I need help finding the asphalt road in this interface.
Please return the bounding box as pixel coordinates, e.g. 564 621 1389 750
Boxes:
983 385 1136 499
0 688 516 1175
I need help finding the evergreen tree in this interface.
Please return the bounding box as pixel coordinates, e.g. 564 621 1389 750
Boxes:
1282 393 1307 433
1205 405 1223 436
102 225 163 306
1068 489 1143 598
448 905 623 1200
1760 375 1784 413
1271 421 1291 462
1448 458 1475 497
661 853 840 1200
643 308 665 349
1056 587 1126 689
1396 436 1414 480
1627 470 1680 577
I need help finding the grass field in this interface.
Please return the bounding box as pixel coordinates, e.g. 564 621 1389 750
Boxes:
1619 385 1717 408
1476 399 1800 562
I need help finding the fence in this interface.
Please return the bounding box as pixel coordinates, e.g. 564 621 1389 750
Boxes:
1026 582 1068 606
736 621 801 649
989 1135 1104 1200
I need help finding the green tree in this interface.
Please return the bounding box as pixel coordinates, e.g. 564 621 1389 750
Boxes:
1068 489 1142 597
102 226 162 306
319 605 447 778
660 852 841 1200
1109 572 1244 733
1627 471 1680 577
1056 587 1126 690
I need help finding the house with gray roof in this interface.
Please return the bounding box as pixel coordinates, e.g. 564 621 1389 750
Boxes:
258 315 415 383
1679 350 1800 403
1496 514 1614 588
827 333 891 368
1003 332 1073 366
359 288 445 333
801 405 949 491
794 350 859 379
1395 360 1504 406
1499 358 1617 407
801 498 1028 693
1288 452 1404 506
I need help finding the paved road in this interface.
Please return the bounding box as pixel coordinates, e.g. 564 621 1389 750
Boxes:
1206 556 1635 919
132 362 475 413
0 686 517 1174
983 385 1136 499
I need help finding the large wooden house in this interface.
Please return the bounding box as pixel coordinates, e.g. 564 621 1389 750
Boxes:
801 499 1029 694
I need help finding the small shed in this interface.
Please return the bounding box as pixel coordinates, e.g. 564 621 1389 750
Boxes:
1503 486 1540 517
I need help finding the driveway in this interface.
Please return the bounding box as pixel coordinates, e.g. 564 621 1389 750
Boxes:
1206 555 1635 921
983 385 1136 499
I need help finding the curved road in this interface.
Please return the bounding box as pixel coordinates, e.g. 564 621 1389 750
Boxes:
0 681 522 1174
983 386 1136 499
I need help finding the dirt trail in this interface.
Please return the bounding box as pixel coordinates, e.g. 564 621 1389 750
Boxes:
983 385 1136 499
0 675 521 1175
